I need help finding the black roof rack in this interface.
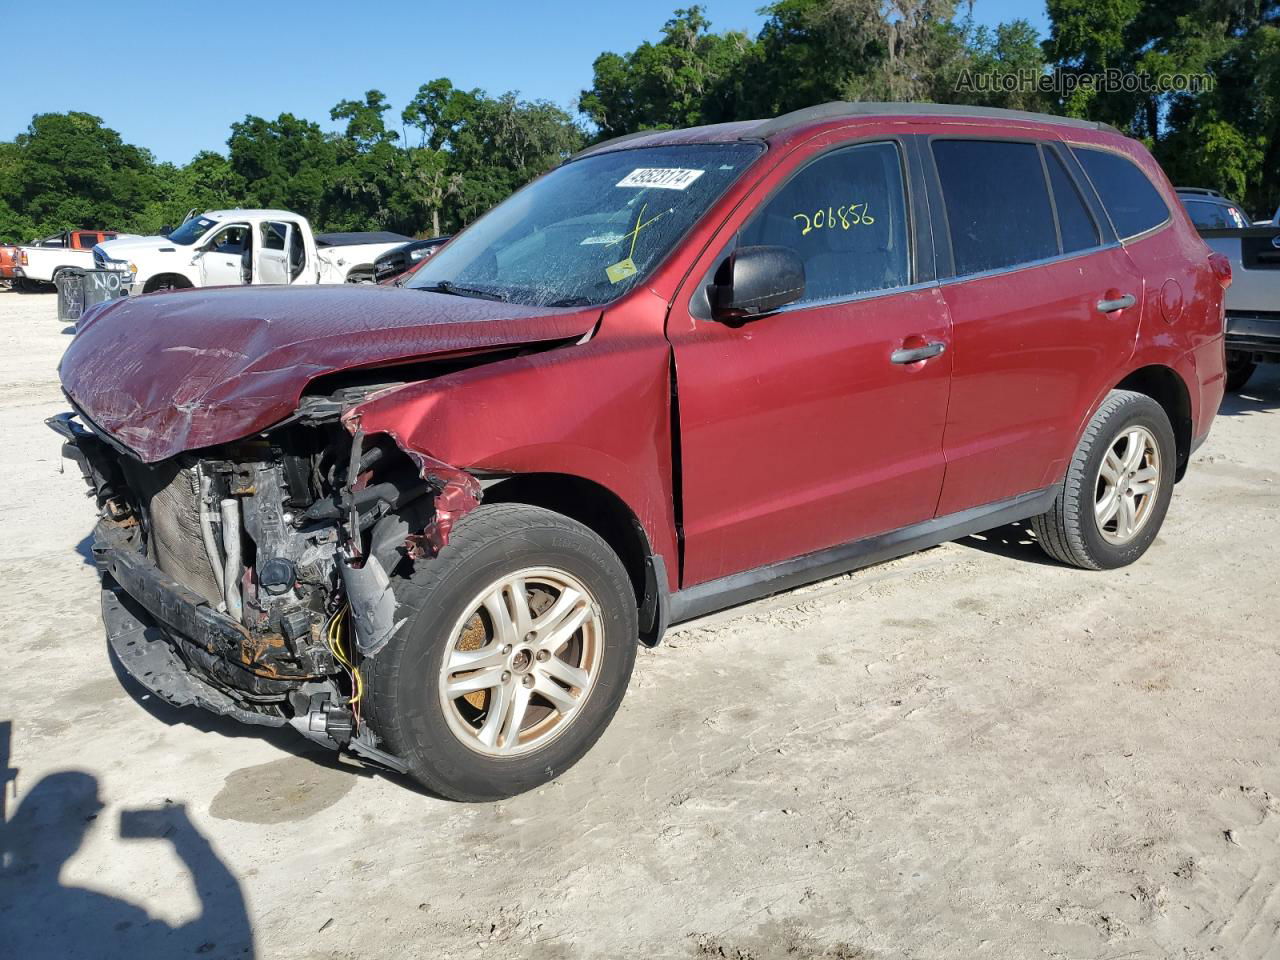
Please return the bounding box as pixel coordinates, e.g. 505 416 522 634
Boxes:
570 129 656 161
571 101 1122 162
1174 186 1224 197
750 101 1122 138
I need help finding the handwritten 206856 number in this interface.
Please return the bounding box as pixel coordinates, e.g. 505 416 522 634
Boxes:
793 203 874 235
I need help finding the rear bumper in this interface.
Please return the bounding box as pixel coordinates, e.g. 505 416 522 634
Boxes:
1226 311 1280 358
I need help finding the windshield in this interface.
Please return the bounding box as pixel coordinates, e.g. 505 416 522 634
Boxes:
406 143 764 306
168 216 217 245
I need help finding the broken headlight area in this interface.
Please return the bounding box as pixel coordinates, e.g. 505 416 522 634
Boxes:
49 402 481 773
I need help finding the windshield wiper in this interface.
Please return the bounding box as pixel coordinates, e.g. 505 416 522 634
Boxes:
419 280 508 302
545 296 597 307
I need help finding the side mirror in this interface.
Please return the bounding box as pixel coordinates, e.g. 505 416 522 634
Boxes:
711 245 805 321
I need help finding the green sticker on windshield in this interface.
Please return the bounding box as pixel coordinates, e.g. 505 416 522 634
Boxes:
606 257 638 284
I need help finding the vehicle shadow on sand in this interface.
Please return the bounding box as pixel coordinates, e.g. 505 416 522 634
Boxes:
0 722 258 959
959 520 1060 566
103 642 429 796
1219 364 1280 416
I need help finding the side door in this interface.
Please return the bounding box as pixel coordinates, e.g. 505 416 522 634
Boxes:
926 137 1145 516
255 221 295 285
667 135 954 587
198 223 250 287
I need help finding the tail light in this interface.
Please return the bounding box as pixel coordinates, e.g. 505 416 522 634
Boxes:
1209 252 1233 288
18 249 27 265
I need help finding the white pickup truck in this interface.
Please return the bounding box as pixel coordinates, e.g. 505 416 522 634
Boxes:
12 229 127 288
93 210 411 294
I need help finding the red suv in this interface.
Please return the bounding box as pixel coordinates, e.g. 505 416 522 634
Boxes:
55 103 1228 800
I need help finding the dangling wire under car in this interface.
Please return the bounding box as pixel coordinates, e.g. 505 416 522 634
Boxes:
326 603 363 727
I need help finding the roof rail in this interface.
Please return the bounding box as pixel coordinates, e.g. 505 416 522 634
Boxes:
749 101 1122 139
1174 186 1224 197
570 129 661 161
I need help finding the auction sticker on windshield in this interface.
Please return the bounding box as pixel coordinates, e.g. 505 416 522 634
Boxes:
616 168 705 190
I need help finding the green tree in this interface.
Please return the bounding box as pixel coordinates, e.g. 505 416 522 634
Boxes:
401 79 582 231
227 113 338 222
580 6 754 136
2 112 156 239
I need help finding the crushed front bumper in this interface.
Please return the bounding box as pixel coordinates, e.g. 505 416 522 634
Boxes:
92 518 301 726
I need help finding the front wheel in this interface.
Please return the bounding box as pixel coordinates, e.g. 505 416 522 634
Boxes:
363 503 638 801
1031 390 1176 570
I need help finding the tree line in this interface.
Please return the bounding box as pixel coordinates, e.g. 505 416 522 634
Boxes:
2 0 1278 244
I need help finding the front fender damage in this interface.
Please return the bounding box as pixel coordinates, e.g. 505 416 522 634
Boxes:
336 411 482 658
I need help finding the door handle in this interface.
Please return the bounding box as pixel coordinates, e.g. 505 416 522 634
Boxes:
891 340 946 364
1096 293 1136 313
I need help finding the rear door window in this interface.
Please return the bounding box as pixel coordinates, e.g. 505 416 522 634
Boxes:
1071 146 1170 239
932 140 1058 274
260 221 288 250
1045 151 1100 253
737 141 911 303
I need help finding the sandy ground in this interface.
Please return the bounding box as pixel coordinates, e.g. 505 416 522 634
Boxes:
0 286 1278 960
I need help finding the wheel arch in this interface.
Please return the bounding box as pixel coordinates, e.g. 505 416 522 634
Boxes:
1114 364 1194 480
482 472 669 646
142 272 194 293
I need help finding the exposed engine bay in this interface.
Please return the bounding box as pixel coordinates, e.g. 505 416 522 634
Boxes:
49 386 481 773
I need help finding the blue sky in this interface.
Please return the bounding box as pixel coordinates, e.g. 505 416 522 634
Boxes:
4 1 1049 164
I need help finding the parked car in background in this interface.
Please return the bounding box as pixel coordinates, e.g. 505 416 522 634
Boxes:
0 244 17 287
1176 188 1251 230
56 102 1227 801
11 229 122 289
374 236 451 284
1181 188 1280 390
93 211 410 293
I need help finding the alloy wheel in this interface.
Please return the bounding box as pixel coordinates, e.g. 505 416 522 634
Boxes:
1094 426 1161 544
437 567 603 757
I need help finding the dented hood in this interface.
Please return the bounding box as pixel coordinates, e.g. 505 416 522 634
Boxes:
60 284 597 462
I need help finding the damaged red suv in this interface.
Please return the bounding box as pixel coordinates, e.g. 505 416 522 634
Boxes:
55 102 1228 800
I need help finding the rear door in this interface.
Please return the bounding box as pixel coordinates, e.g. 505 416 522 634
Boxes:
667 134 954 586
255 221 294 285
927 137 1144 516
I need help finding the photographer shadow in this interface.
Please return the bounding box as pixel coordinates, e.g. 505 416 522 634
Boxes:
0 762 255 959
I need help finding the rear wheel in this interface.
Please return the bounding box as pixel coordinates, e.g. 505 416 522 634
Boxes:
1226 350 1257 392
1031 390 1176 570
363 503 638 801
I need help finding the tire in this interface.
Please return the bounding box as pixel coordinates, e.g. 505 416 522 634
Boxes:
363 503 638 801
1031 390 1176 570
1225 351 1257 392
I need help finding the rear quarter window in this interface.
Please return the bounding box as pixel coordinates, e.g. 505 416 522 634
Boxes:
1071 146 1170 239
